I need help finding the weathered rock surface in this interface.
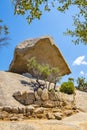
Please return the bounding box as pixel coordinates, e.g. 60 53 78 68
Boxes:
37 88 43 97
25 105 35 113
49 90 61 101
43 100 55 108
0 71 69 108
34 107 44 114
0 121 40 130
9 36 71 77
64 110 73 116
1 117 87 130
41 88 49 101
34 100 42 106
1 71 87 129
35 91 41 100
0 71 34 107
46 113 55 119
54 112 62 120
0 71 82 109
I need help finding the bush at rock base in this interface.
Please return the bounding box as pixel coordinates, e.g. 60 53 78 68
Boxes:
60 81 75 94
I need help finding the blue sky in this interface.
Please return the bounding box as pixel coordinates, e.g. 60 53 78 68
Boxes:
0 0 87 83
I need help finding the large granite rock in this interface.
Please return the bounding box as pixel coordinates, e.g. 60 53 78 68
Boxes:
9 36 71 76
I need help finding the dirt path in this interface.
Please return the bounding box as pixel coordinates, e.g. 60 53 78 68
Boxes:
0 120 83 130
75 90 87 112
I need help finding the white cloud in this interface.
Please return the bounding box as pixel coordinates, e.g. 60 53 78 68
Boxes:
73 56 87 66
80 71 84 75
80 71 87 77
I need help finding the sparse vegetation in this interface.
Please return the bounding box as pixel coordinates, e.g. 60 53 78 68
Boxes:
0 19 9 46
68 77 74 83
76 77 87 92
27 57 61 90
60 81 75 95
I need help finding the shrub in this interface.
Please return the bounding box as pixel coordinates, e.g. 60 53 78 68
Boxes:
60 81 75 94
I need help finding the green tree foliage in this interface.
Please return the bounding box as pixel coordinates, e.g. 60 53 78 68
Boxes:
27 57 61 89
76 77 87 91
47 67 61 90
59 0 87 45
0 19 9 46
27 57 50 80
12 0 87 45
68 77 74 83
60 81 75 94
12 0 51 23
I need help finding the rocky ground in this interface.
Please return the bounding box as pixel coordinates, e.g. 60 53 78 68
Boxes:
0 71 87 130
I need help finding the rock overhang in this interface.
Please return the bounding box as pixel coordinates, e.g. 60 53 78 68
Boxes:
9 36 71 76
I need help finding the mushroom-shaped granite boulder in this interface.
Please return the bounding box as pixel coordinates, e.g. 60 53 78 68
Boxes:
9 36 71 77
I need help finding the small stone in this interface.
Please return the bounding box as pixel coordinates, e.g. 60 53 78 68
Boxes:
76 109 79 113
37 114 43 119
18 114 24 120
54 112 62 120
0 107 3 111
32 104 40 108
59 101 63 107
34 107 44 114
3 106 12 113
25 99 34 105
52 108 61 113
62 101 67 106
34 100 42 107
49 90 61 101
43 100 55 108
26 105 34 113
54 101 60 107
2 111 9 118
13 91 21 97
10 116 18 121
0 114 3 120
13 91 21 101
22 73 33 78
11 107 19 113
25 92 35 105
49 90 56 101
24 112 31 117
37 88 43 97
35 91 41 100
64 110 72 116
41 88 49 101
72 106 77 110
18 107 25 114
46 113 55 119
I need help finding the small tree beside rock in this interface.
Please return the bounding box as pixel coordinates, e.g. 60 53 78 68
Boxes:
27 57 61 91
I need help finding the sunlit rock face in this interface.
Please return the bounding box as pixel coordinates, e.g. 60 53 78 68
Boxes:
9 36 71 76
